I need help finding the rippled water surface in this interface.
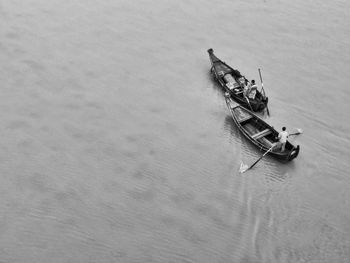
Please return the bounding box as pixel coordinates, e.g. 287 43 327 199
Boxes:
1 0 350 262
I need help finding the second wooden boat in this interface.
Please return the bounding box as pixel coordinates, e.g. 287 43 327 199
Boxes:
224 93 300 162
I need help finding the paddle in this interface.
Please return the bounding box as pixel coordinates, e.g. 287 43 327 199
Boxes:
239 145 275 173
258 68 270 116
244 95 254 111
289 128 303 136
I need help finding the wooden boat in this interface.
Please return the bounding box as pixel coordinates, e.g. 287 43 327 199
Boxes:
224 93 299 162
208 48 268 112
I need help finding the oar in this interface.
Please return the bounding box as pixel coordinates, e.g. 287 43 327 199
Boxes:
244 96 254 111
239 145 275 173
289 128 303 136
258 68 270 116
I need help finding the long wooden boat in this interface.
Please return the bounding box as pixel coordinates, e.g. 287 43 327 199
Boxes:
224 93 299 162
208 48 268 112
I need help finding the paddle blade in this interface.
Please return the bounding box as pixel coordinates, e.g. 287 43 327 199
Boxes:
239 161 249 173
295 128 303 134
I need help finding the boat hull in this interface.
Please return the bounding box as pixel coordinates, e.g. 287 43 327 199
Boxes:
225 94 299 162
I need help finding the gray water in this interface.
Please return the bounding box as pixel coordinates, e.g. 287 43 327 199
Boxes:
1 0 350 262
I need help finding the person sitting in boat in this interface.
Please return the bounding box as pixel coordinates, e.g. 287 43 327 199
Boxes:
278 127 289 152
247 79 257 99
243 79 251 97
239 76 245 86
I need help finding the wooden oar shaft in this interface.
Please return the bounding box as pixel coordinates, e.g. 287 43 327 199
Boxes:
248 156 264 170
245 96 253 111
258 68 269 116
258 68 263 83
246 145 274 171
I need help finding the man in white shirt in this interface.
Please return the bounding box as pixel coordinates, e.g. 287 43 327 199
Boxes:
278 127 289 152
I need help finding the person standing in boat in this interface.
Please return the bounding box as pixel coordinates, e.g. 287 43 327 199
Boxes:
278 127 289 152
251 79 258 89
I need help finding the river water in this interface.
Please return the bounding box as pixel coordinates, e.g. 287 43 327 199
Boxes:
1 0 350 262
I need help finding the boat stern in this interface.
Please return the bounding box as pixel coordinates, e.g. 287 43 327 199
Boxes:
287 145 300 161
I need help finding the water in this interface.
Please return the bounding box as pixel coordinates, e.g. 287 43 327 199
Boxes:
1 0 350 262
